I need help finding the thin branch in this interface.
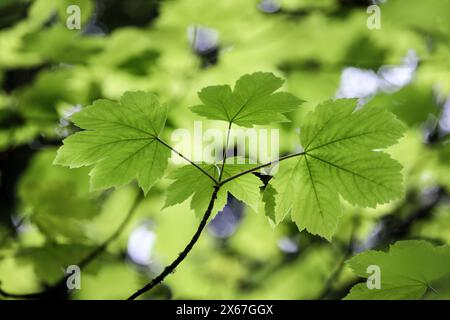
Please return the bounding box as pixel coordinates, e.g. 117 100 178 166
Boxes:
218 122 232 182
0 286 44 299
219 150 306 186
368 186 447 249
0 192 142 300
156 137 218 183
317 217 359 300
127 185 220 300
78 192 142 269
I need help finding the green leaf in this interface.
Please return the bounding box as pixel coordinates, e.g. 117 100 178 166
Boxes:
300 99 405 151
19 148 99 241
17 244 98 285
365 85 440 127
164 160 262 218
270 99 405 239
190 72 303 127
54 91 170 194
345 240 450 300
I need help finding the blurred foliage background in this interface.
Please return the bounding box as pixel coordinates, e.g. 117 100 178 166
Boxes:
0 0 449 300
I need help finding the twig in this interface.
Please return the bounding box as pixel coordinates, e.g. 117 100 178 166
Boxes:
0 192 142 300
0 285 45 299
317 217 359 300
127 185 220 300
126 144 306 300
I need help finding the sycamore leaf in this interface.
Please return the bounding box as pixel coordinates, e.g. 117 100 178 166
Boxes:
345 241 450 300
164 160 262 218
270 99 405 240
54 91 170 194
190 72 303 127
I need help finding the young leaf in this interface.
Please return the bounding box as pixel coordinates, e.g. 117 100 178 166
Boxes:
54 91 170 194
164 160 262 218
190 72 303 127
344 240 450 300
270 99 405 239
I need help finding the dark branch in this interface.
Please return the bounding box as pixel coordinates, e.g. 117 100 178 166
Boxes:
0 192 142 300
365 186 447 249
317 218 359 300
127 185 220 300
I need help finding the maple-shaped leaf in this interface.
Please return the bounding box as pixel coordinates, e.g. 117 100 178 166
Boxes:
164 160 262 218
54 91 170 194
345 240 450 300
190 72 303 127
269 99 406 240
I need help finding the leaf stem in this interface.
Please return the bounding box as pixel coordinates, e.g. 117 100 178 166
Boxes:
317 217 358 300
219 150 306 186
127 185 220 300
218 122 232 182
156 137 218 183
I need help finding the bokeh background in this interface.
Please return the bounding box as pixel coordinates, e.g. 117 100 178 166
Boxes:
0 0 449 300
